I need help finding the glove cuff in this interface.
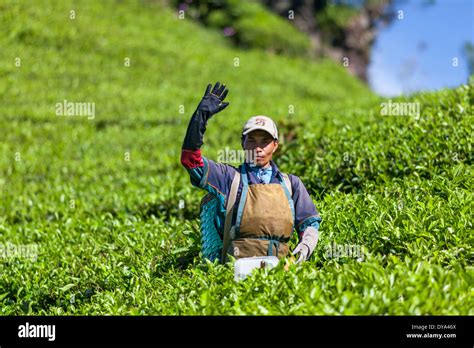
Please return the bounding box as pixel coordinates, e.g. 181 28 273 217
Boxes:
301 226 319 259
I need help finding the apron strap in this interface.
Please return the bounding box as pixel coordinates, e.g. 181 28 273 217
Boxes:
267 239 279 257
280 173 292 196
278 173 295 224
221 171 241 263
235 164 249 236
251 236 289 257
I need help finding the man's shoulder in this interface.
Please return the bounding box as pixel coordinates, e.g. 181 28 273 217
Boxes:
286 173 302 187
285 173 310 196
205 157 240 182
224 162 240 177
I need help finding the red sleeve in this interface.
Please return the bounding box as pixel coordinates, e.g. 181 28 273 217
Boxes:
181 149 204 169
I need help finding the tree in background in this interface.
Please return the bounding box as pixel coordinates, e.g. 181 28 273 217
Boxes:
463 42 474 78
262 0 396 81
172 0 396 81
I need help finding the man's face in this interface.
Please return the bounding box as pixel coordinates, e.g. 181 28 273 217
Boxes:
242 130 278 167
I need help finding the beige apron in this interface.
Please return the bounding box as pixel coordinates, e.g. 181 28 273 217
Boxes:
225 164 295 260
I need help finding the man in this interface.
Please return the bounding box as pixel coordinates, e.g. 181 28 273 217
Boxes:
181 82 321 263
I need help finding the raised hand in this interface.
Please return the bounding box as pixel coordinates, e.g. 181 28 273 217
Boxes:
197 82 229 118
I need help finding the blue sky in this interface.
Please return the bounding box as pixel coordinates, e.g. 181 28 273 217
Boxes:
368 0 474 96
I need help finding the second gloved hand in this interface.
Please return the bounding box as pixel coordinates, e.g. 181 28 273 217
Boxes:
292 243 309 263
292 226 319 264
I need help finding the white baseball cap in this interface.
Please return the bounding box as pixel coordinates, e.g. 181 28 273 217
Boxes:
242 115 278 140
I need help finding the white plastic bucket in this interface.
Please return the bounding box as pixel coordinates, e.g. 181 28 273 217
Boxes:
234 256 280 281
